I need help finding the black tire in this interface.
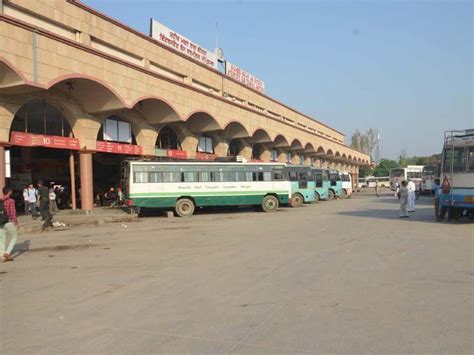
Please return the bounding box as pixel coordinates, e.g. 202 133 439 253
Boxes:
314 192 320 202
262 195 279 212
328 190 335 201
340 189 348 199
291 193 304 207
175 198 195 217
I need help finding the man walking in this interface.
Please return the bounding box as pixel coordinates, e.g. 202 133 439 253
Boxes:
407 179 416 212
399 181 409 218
37 180 53 231
1 187 18 262
375 180 381 197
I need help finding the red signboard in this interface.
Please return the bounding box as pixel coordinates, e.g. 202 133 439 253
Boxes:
195 152 216 161
96 141 142 155
10 131 80 150
167 149 188 159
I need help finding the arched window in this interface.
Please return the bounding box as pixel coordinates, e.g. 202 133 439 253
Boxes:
197 134 213 154
11 99 72 137
228 139 242 156
286 152 292 163
156 126 181 150
97 115 136 144
271 149 278 162
311 157 315 166
300 154 304 164
251 145 262 160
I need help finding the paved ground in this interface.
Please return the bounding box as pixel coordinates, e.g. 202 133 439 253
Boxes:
1 190 473 354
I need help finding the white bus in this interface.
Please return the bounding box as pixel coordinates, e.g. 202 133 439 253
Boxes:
340 172 352 197
389 165 424 190
121 160 292 216
421 165 439 195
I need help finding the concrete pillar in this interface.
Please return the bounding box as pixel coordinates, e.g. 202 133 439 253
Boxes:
69 151 76 210
0 146 5 193
79 152 94 212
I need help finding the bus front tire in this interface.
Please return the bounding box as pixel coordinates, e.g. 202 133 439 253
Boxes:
314 192 320 202
328 190 335 201
262 195 279 212
340 189 347 199
291 193 304 208
175 198 195 217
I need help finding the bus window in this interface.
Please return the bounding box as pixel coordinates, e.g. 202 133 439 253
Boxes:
315 173 323 188
299 172 308 189
468 147 474 171
289 171 298 181
199 171 211 182
182 172 197 182
273 170 284 180
134 172 148 183
443 147 467 172
263 171 272 181
149 172 162 183
245 172 253 181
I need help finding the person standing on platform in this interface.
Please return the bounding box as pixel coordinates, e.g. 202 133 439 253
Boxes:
49 183 58 214
22 185 29 214
37 180 53 231
0 187 18 262
407 179 416 212
27 183 38 218
399 181 409 218
433 178 441 220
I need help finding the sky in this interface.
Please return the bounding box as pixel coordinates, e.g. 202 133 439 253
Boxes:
84 0 472 160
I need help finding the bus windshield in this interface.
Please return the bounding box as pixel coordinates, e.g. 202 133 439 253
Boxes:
341 174 351 182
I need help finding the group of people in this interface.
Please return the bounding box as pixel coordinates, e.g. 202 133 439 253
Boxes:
21 181 54 229
397 180 418 218
94 186 124 207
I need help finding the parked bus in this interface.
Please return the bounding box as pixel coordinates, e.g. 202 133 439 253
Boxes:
439 129 474 220
421 165 439 195
327 169 343 200
283 165 316 207
340 172 352 198
389 165 424 191
311 168 329 201
121 161 291 216
357 177 367 190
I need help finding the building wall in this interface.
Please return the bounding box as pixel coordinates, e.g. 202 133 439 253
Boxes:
0 0 370 171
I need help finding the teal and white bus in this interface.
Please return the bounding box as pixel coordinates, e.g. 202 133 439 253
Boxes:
311 168 329 201
121 160 291 216
327 169 343 200
283 165 316 207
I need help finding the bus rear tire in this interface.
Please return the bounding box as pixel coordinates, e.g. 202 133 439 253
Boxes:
328 190 335 201
262 195 279 212
291 193 304 207
175 198 195 217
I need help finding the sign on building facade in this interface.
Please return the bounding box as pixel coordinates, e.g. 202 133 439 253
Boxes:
226 62 265 93
150 19 218 69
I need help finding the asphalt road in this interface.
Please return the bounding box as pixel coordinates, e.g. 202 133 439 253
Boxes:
1 191 473 354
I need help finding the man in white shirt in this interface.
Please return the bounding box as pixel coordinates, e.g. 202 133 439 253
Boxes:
407 179 416 212
27 183 38 218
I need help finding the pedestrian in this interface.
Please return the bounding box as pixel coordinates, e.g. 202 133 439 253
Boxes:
37 180 53 231
49 183 58 213
1 187 19 262
117 187 124 205
26 183 38 218
399 181 409 218
375 180 381 197
104 186 118 207
22 184 29 214
433 178 441 220
407 179 416 212
394 179 400 199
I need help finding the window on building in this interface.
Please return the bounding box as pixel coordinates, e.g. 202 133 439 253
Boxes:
300 155 304 164
286 152 292 163
228 139 242 156
271 149 278 162
102 116 132 143
157 126 181 150
197 135 213 153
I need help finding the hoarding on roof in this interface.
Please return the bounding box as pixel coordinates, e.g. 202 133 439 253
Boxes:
226 62 265 93
150 19 218 69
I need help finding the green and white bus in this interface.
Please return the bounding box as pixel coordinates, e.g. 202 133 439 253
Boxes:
121 160 292 217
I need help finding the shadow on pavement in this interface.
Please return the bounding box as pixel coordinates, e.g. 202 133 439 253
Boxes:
12 239 31 258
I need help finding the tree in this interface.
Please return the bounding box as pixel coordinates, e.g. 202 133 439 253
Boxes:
398 149 408 167
373 159 398 177
350 128 378 159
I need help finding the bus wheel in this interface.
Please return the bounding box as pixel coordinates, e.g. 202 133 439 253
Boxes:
328 190 335 201
175 198 195 217
262 195 279 212
291 193 304 207
314 192 320 202
340 189 347 199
